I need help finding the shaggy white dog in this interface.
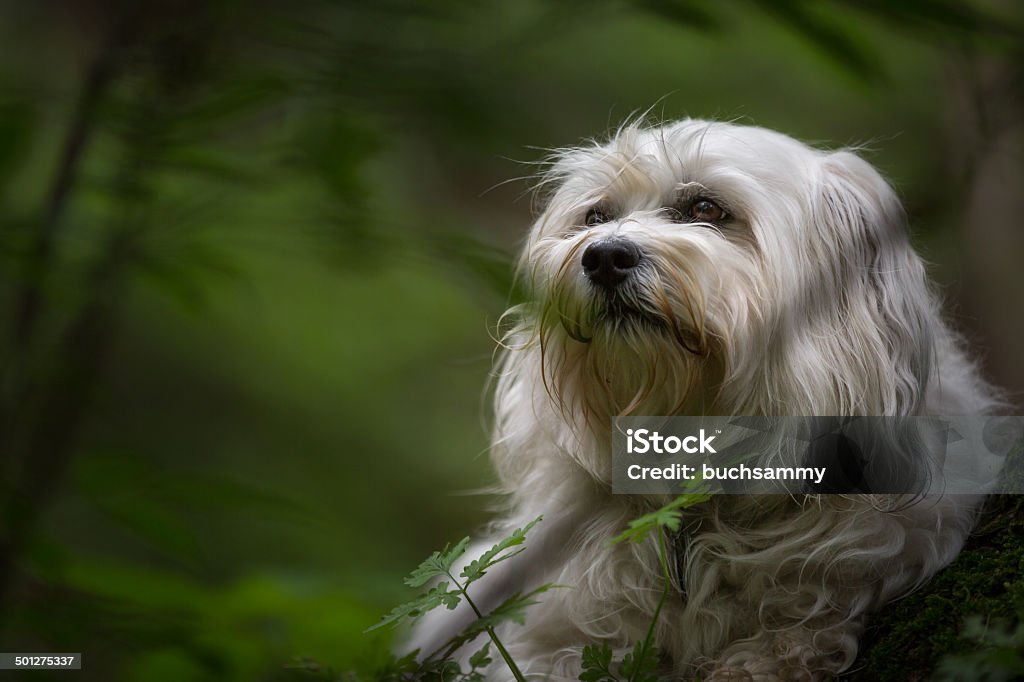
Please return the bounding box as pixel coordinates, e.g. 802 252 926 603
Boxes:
407 119 1001 681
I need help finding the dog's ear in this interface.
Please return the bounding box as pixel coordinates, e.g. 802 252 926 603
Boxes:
807 150 935 414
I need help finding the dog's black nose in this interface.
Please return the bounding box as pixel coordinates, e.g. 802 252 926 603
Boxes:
582 239 641 289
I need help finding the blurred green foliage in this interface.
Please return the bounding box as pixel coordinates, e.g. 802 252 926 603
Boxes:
0 0 1021 680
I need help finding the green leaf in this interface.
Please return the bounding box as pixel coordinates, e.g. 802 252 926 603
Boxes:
468 642 492 670
466 583 564 633
612 490 711 546
461 516 542 584
419 659 462 682
433 583 566 657
579 643 617 682
364 581 461 632
405 537 471 587
619 640 660 682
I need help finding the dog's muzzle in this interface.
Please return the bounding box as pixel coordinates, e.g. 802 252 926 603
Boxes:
581 238 642 291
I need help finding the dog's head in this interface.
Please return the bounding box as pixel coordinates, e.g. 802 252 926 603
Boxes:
505 119 936 433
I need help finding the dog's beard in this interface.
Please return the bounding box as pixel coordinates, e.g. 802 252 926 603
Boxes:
525 231 748 427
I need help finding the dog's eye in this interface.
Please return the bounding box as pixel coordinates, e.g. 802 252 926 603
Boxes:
686 198 727 223
584 206 613 227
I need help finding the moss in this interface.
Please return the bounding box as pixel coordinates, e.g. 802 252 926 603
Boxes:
847 496 1024 681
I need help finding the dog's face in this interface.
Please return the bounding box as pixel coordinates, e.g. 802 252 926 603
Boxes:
515 120 933 425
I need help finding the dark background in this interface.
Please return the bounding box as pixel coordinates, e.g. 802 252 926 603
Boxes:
0 1 1022 680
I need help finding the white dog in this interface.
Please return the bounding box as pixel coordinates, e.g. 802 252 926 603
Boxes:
407 119 1001 680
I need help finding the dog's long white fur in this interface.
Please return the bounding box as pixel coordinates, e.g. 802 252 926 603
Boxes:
407 119 1001 681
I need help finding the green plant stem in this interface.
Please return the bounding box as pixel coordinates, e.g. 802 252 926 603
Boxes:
629 530 672 682
445 570 528 682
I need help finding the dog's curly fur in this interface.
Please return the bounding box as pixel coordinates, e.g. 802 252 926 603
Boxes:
407 119 1001 681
